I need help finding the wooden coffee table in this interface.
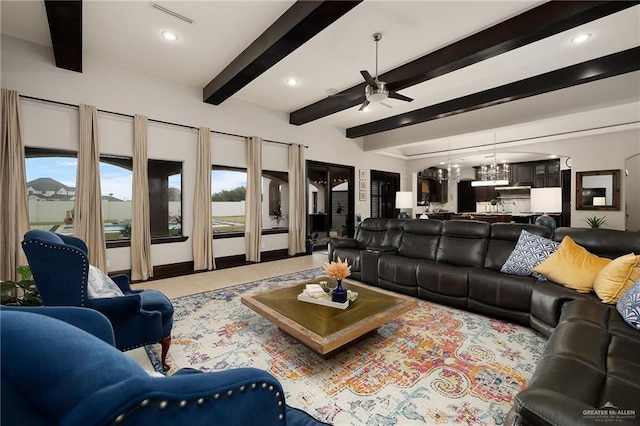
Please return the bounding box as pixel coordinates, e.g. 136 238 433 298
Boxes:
241 279 417 358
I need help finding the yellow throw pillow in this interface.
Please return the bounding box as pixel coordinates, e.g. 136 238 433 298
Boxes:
532 236 612 293
594 253 640 304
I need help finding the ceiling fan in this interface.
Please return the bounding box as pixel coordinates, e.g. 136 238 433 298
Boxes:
357 33 413 111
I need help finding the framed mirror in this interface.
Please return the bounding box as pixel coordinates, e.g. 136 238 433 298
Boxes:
576 169 620 210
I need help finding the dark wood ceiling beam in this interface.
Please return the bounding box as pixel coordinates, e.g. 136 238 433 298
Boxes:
44 0 83 73
346 47 640 139
203 1 362 105
290 1 638 125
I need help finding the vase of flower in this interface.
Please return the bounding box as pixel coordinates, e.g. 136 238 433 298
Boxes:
331 279 348 303
323 257 351 304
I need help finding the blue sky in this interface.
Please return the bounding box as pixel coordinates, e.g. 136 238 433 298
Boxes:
26 157 243 200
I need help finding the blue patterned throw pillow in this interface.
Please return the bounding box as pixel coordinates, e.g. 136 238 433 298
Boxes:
617 278 640 330
501 229 559 279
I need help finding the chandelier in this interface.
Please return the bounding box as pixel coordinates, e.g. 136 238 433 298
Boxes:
477 136 509 183
437 141 460 186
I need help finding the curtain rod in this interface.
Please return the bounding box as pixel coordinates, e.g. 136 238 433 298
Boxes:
19 94 308 148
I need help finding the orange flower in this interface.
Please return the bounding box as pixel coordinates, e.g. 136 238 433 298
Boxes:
323 257 352 280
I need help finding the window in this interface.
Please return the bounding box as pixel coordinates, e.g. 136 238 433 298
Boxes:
25 148 182 241
211 166 288 235
263 171 288 229
25 148 78 234
149 159 182 238
99 156 133 241
211 167 246 234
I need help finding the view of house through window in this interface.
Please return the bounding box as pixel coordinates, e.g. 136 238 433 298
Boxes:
211 167 288 234
25 148 182 241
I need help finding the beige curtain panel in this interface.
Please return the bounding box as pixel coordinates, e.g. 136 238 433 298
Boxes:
75 104 107 270
131 114 153 281
193 127 215 271
0 89 30 280
288 143 306 255
245 136 262 262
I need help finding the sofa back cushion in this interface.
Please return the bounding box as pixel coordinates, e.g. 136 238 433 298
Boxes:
484 224 550 271
436 220 490 267
356 218 390 248
383 219 405 248
554 228 640 259
398 219 442 260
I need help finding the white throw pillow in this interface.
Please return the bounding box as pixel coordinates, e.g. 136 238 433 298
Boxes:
87 265 124 299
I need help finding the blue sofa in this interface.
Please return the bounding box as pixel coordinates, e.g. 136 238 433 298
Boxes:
0 306 328 426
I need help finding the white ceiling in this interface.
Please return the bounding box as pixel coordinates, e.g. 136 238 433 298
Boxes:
2 0 639 163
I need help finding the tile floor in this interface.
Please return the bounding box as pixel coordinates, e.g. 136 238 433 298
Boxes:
125 251 328 369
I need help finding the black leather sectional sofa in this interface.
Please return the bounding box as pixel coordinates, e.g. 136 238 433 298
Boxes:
328 218 640 426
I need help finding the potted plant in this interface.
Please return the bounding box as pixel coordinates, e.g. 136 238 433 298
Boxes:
0 265 42 306
489 198 498 212
269 202 285 228
305 233 318 255
584 215 607 228
329 227 338 238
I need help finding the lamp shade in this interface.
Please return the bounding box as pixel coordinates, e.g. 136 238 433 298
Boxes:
531 188 562 213
592 197 606 206
395 191 413 209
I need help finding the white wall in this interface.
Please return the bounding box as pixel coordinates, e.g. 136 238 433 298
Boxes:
2 35 405 271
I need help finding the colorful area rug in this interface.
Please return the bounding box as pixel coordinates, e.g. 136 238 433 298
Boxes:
146 268 547 425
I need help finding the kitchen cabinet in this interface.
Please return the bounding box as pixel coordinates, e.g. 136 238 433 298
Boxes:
533 159 560 188
417 168 448 203
475 186 499 202
511 163 533 185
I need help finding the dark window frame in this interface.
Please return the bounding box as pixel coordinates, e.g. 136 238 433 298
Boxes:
25 147 185 247
211 165 289 239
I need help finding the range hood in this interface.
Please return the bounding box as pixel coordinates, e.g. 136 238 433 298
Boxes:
497 186 531 199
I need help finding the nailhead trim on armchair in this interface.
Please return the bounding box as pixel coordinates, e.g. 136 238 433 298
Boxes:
110 381 287 424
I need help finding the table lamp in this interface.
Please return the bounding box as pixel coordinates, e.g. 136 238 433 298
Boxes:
395 191 413 219
531 188 561 233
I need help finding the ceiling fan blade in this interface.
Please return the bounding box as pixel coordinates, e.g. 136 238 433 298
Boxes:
358 99 371 111
380 102 393 109
360 70 378 88
388 91 413 102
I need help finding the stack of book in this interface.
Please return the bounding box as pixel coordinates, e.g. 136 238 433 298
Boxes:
297 284 358 309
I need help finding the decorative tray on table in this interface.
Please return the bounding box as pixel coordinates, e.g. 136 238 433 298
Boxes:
297 284 358 310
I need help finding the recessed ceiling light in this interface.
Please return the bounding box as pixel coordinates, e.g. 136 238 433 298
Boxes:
571 33 591 44
286 78 298 86
161 31 179 41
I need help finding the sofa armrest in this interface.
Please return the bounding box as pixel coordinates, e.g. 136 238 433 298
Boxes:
87 293 141 321
530 281 598 333
513 389 595 426
110 274 132 293
66 368 326 426
330 238 359 249
0 306 115 345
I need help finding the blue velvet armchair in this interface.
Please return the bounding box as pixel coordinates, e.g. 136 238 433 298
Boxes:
21 230 173 370
0 306 328 426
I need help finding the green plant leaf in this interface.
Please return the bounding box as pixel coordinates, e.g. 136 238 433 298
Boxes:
16 265 32 281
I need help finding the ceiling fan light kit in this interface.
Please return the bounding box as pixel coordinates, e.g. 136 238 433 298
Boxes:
357 33 413 111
